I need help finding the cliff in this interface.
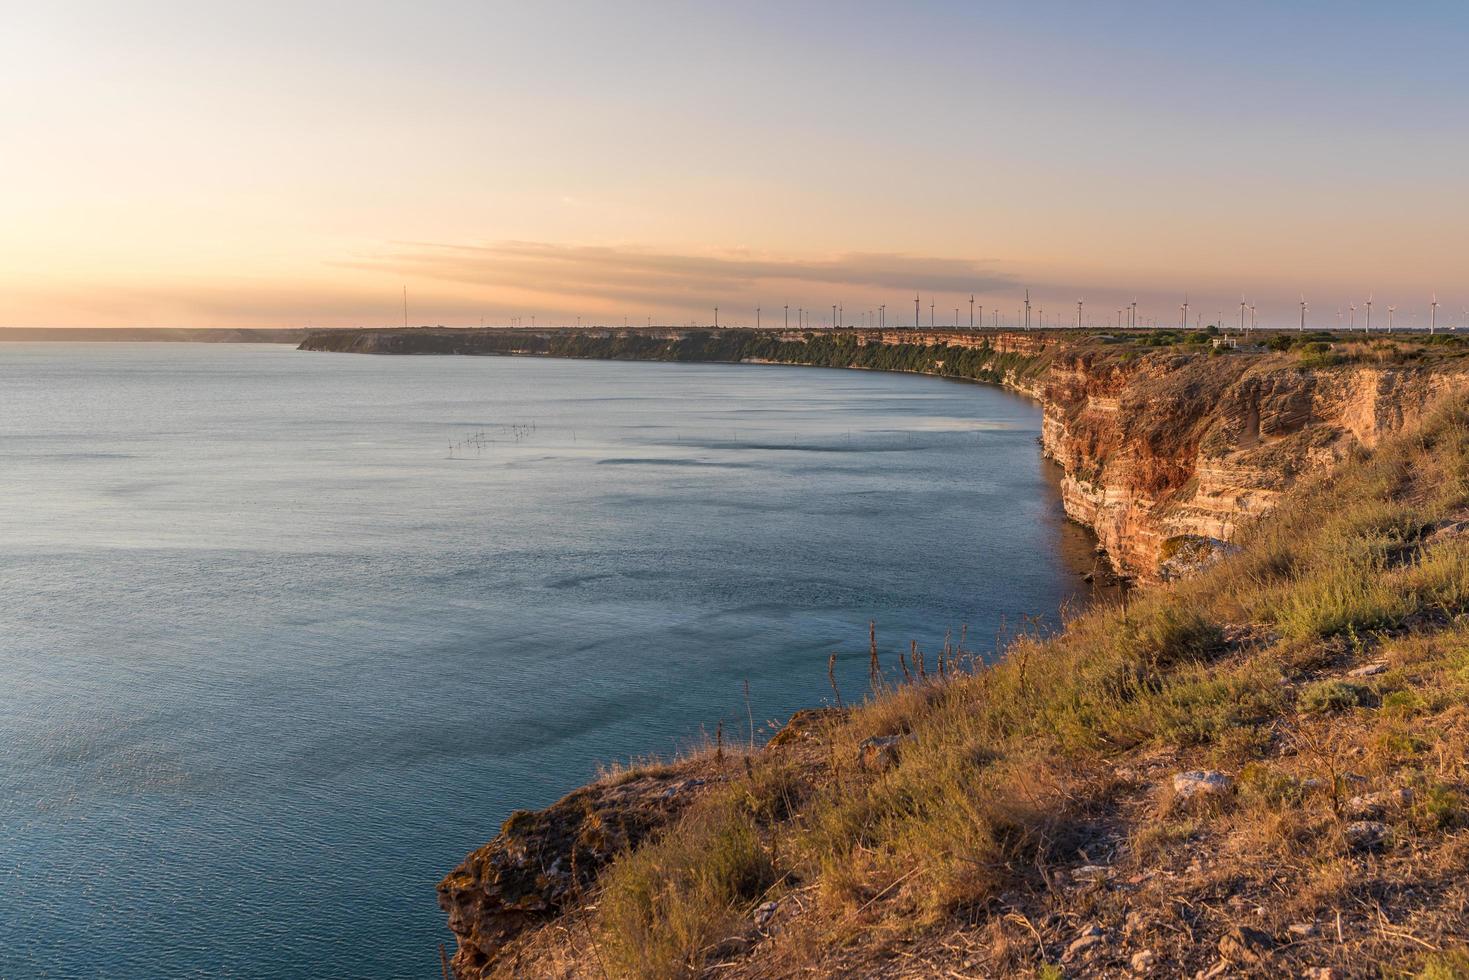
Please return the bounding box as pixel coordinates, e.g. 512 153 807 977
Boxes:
1038 345 1467 580
301 327 1469 582
434 388 1469 978
321 328 1469 976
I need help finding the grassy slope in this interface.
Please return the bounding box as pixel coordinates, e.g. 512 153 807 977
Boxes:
499 393 1469 979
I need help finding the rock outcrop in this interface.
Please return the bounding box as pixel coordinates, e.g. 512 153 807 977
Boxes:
437 769 706 977
438 707 844 978
1039 349 1464 579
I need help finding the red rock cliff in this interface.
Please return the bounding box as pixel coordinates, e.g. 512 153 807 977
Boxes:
1038 346 1466 579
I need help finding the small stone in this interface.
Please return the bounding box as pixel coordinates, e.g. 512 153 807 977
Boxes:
857 734 908 771
1427 520 1469 545
753 900 778 928
1131 949 1156 972
660 777 706 799
1072 864 1111 883
1346 787 1412 819
1287 922 1315 938
1218 925 1274 965
1347 662 1387 678
1064 932 1104 961
1305 968 1340 980
1172 770 1233 801
1345 820 1388 851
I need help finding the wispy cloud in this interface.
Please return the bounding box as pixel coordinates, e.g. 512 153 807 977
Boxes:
340 241 1020 309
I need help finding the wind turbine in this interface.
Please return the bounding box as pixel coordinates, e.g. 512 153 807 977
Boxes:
1077 298 1084 330
1298 296 1307 332
1181 294 1190 330
1349 304 1356 331
969 294 975 328
1388 305 1396 333
1366 293 1373 332
1432 294 1439 334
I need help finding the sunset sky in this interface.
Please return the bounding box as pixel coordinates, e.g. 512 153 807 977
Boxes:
4 1 1468 329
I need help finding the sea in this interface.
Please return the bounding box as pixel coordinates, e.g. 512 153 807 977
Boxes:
0 342 1099 977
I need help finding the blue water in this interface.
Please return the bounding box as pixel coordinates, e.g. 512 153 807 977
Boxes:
0 343 1096 978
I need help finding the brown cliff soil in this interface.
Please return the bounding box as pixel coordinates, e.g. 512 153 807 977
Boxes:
442 388 1469 979
1038 338 1469 582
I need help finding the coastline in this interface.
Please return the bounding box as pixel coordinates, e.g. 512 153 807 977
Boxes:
301 326 1466 582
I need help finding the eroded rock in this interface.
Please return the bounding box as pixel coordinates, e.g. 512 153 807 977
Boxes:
1344 820 1389 852
1346 787 1412 819
858 734 911 772
1172 770 1233 802
437 768 705 977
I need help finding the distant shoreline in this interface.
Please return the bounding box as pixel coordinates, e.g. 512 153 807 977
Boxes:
0 327 352 343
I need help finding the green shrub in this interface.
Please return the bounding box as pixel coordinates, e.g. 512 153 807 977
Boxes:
1299 679 1369 714
1423 785 1465 830
1381 689 1424 718
1419 948 1469 979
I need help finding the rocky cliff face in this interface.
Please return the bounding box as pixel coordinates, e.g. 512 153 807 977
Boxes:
300 327 1468 580
1039 348 1465 579
437 709 839 979
438 769 707 978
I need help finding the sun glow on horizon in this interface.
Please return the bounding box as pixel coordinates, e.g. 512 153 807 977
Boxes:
4 1 1468 330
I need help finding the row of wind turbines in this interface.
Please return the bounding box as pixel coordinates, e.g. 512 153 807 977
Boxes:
440 289 1461 333
692 292 1462 333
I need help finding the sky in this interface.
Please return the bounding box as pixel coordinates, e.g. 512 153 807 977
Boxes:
3 0 1468 330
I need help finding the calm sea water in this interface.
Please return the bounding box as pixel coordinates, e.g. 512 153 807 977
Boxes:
0 343 1096 978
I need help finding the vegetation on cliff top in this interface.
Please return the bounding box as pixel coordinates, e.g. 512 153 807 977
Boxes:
305 327 1055 389
460 394 1469 978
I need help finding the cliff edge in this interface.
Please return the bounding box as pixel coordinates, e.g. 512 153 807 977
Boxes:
436 371 1469 978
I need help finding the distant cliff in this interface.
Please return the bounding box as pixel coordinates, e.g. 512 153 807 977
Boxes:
301 327 1469 581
